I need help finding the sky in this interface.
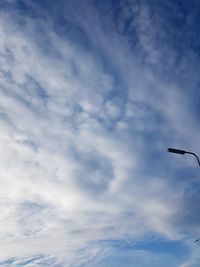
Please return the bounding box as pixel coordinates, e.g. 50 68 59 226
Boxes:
1 0 200 266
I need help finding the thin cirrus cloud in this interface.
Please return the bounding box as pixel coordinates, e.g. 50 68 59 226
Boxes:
0 0 200 266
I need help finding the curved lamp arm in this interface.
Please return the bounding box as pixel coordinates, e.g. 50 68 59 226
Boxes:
186 152 200 167
167 148 200 167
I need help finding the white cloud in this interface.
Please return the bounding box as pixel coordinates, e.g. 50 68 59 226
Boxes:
0 1 199 266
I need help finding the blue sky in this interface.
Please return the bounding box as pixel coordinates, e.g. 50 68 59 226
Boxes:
1 0 200 266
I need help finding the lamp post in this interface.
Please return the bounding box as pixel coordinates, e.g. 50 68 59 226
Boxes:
167 148 200 167
167 147 200 243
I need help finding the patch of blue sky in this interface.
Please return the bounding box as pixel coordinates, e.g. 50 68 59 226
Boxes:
134 238 188 257
101 0 144 53
70 145 114 196
146 1 200 83
84 243 184 267
93 237 188 255
16 1 96 57
22 75 49 103
14 1 131 108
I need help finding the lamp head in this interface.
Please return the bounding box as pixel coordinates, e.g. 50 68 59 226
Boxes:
167 148 186 155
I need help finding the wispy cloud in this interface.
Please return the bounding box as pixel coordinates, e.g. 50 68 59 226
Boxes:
0 0 200 266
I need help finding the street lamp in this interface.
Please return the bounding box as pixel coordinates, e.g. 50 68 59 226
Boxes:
167 147 200 167
168 147 200 244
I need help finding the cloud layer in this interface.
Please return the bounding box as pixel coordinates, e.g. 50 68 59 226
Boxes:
0 0 200 266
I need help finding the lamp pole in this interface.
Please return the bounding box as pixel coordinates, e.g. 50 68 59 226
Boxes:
167 148 200 167
167 147 200 243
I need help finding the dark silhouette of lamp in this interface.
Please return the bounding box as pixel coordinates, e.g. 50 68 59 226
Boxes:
167 147 200 167
168 147 200 244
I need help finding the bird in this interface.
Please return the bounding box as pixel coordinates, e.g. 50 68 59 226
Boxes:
194 239 200 243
